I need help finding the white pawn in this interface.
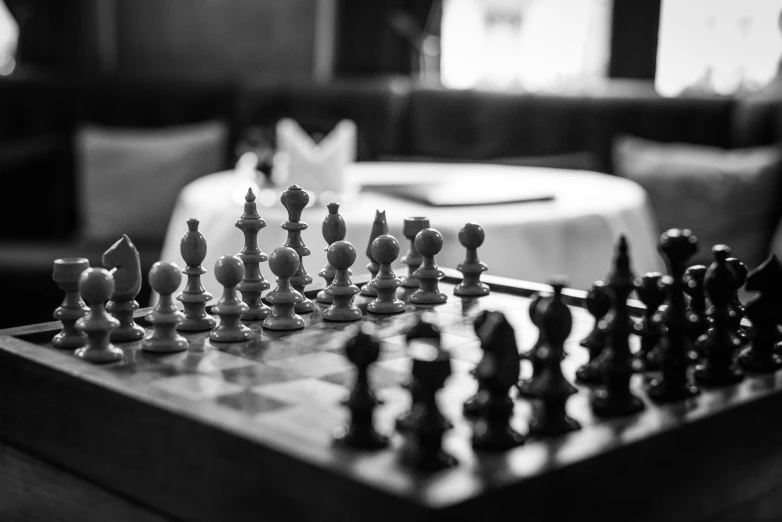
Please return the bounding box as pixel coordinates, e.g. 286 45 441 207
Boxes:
211 255 253 342
74 268 124 363
142 261 189 353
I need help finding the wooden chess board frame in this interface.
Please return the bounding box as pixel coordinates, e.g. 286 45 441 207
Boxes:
2 268 782 522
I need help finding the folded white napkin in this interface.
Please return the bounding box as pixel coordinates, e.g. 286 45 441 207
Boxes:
275 118 357 198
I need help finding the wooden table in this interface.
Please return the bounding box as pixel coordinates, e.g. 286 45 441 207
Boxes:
1 270 781 522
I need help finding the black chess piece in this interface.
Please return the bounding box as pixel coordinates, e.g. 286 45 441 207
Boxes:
211 255 253 341
517 291 551 398
410 228 447 305
177 218 216 331
454 222 490 297
235 188 272 320
469 310 525 450
323 241 362 322
263 247 306 331
397 313 445 432
367 235 405 314
632 272 665 372
575 280 611 385
591 236 645 417
281 184 314 314
401 217 430 288
333 323 389 449
526 277 581 436
74 268 123 364
143 261 189 353
317 202 347 304
399 320 457 472
727 257 751 346
52 257 89 349
648 229 700 403
360 210 388 297
694 245 745 386
683 264 708 349
737 255 782 372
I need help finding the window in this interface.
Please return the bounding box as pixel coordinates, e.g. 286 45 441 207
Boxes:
440 0 612 91
656 0 782 96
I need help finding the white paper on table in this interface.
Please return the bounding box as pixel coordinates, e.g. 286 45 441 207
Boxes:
275 118 357 195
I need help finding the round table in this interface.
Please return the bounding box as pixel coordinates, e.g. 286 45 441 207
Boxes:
156 162 664 302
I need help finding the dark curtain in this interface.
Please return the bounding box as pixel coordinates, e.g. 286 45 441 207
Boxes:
608 0 662 80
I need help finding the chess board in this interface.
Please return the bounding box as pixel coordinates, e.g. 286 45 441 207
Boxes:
2 269 782 522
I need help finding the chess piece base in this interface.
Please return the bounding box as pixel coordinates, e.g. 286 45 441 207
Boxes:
737 347 782 373
177 314 216 332
472 424 526 451
575 363 602 385
241 305 272 321
400 276 420 289
210 324 253 341
454 282 490 297
294 298 315 314
74 344 124 364
262 315 305 331
410 291 448 305
367 300 406 314
360 285 378 297
142 337 189 353
323 306 362 322
316 289 333 304
527 415 581 437
111 323 147 342
694 364 744 386
333 424 389 450
647 377 700 403
591 390 645 417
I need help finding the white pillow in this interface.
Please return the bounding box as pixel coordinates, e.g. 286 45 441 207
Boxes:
76 120 228 243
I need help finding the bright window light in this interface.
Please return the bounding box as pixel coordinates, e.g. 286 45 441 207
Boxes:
440 0 612 91
656 0 782 96
0 0 18 76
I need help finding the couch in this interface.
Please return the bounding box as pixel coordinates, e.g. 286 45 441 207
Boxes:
1 71 780 328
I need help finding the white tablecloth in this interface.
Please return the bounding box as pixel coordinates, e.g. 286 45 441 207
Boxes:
156 162 664 302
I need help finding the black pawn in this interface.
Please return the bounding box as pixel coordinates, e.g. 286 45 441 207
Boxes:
323 241 362 322
737 255 782 372
397 313 447 432
317 202 347 304
517 292 550 398
683 264 708 348
727 257 751 346
211 255 253 342
591 236 645 417
143 261 189 353
648 229 700 403
454 222 490 297
526 277 581 436
575 280 611 385
360 210 388 297
235 188 272 320
74 268 123 364
470 310 525 450
632 272 665 372
367 235 405 314
177 218 216 331
694 245 744 386
281 185 314 314
410 228 447 305
263 247 305 331
333 323 389 449
400 319 457 472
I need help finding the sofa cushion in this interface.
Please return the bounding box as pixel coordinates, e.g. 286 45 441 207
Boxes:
76 120 229 244
613 135 782 269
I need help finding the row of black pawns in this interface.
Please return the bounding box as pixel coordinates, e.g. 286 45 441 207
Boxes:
48 184 491 364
